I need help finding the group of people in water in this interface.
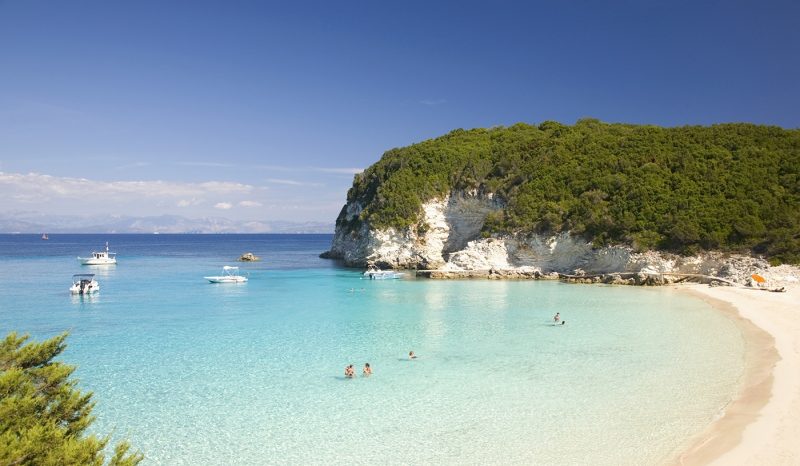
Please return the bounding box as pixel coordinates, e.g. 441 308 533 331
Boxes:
344 314 565 378
344 363 370 378
344 351 417 378
343 314 565 378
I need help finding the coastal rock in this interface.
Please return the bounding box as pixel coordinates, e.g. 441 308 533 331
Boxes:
326 191 502 268
448 237 513 270
448 233 635 274
325 201 371 265
324 190 800 287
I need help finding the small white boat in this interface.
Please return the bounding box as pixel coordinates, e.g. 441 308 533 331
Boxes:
363 266 404 280
70 274 99 294
41 233 49 240
78 242 117 265
205 266 248 283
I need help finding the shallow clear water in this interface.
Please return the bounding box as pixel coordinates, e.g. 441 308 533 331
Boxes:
0 234 744 465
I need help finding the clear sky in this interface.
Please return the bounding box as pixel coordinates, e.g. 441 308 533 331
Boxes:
1 0 798 224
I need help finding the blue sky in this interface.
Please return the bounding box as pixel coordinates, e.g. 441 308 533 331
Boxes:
1 0 798 223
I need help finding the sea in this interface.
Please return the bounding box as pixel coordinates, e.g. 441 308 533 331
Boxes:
0 234 745 465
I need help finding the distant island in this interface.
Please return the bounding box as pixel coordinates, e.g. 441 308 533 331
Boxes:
0 213 334 234
323 120 800 281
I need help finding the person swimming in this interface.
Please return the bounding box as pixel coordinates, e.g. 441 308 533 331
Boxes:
409 351 417 359
363 362 372 376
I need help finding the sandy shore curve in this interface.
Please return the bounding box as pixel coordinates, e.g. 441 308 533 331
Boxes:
675 285 799 465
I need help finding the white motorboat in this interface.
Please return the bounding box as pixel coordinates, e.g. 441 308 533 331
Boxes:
70 274 99 294
363 266 404 280
78 242 117 265
205 266 248 283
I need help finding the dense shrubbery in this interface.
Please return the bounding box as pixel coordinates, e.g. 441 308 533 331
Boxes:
339 120 800 264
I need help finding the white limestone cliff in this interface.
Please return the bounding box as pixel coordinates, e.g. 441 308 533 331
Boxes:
325 192 800 287
327 191 502 269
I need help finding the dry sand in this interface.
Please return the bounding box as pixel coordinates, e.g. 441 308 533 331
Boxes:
675 284 799 465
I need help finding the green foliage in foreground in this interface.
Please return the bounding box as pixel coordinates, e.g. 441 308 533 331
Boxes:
339 120 800 263
0 332 143 466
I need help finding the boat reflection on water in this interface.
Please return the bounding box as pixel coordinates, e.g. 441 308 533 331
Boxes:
82 265 116 278
70 292 100 305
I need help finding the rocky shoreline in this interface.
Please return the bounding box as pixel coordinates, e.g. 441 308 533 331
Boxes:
416 268 773 288
323 192 800 289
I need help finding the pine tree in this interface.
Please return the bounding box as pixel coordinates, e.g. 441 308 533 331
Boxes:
0 332 143 465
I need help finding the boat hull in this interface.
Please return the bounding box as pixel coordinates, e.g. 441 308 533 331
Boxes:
204 276 248 283
78 258 117 265
69 283 100 294
363 271 405 280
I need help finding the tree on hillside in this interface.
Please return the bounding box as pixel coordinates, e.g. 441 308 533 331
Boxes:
0 332 143 466
339 121 800 263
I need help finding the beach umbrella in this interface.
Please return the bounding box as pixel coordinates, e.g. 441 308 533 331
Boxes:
751 274 765 283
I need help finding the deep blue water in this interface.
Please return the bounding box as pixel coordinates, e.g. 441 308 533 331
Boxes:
0 233 333 268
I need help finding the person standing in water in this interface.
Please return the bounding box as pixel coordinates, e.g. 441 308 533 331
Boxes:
363 363 372 376
553 312 561 325
345 364 355 378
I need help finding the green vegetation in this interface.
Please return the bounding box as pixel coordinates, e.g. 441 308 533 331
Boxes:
1 332 142 466
340 120 800 263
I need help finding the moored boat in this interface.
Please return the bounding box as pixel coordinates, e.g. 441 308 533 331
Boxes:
205 266 248 283
78 242 117 265
70 274 99 294
363 266 404 280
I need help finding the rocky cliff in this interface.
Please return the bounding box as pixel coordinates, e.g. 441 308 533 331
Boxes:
323 191 800 288
325 191 502 269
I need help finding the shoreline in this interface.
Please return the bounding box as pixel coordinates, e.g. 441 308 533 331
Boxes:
674 284 799 465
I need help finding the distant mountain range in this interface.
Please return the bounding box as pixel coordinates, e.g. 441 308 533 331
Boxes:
0 212 334 234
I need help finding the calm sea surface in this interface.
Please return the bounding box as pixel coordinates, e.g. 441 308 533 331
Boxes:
0 234 744 465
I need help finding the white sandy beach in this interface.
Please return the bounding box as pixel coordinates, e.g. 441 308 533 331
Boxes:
677 284 800 465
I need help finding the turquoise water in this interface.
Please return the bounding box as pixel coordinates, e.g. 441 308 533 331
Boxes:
0 235 744 465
